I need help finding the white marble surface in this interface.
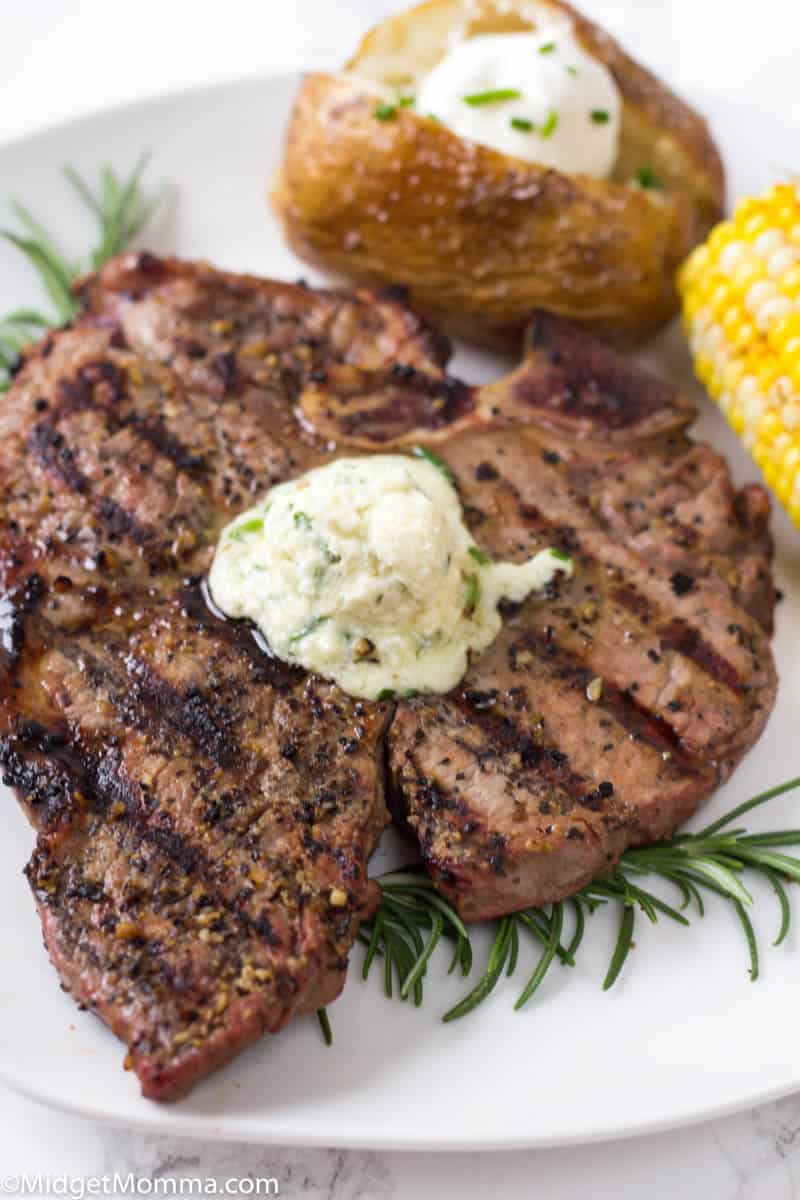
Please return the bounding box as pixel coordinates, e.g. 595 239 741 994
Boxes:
1 1 800 1196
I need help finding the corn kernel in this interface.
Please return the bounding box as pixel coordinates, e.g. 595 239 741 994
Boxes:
743 213 772 241
775 204 800 231
708 224 735 254
721 359 746 393
731 259 764 293
694 353 712 385
781 402 800 431
777 475 793 505
757 410 784 442
730 408 746 436
756 361 781 392
753 441 770 469
769 315 800 351
731 321 759 354
780 444 800 476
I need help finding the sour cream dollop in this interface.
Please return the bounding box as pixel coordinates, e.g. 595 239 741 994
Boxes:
209 454 572 700
415 28 621 177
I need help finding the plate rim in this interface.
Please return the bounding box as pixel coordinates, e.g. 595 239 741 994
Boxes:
0 68 311 155
4 1052 800 1153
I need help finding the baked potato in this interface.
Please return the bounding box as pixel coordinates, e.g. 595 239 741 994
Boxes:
272 0 725 348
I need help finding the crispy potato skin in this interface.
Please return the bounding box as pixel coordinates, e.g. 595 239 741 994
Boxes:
272 0 725 348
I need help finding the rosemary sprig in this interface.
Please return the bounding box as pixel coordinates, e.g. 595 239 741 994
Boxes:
355 776 800 1025
0 155 158 392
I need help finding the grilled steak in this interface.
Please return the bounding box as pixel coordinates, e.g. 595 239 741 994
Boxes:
0 254 776 1097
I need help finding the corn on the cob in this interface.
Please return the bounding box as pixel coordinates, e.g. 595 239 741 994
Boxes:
678 182 800 526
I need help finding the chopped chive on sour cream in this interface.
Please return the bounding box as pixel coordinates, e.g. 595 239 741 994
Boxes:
209 455 572 701
414 24 621 176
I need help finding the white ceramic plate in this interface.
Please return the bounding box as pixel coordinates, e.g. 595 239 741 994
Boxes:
1 75 799 1151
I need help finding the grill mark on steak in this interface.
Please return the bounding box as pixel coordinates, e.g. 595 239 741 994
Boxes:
511 628 695 769
30 421 91 494
123 655 240 769
0 733 76 827
657 620 745 695
452 688 592 807
27 809 288 955
123 415 209 476
609 587 745 695
30 420 159 549
5 721 136 821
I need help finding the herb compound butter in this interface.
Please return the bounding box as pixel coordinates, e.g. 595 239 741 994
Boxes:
209 453 572 700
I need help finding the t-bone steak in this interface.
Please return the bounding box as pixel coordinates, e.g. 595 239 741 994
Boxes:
0 254 777 1097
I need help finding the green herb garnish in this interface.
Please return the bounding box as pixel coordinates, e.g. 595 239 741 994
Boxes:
635 165 660 189
412 445 456 485
377 688 396 702
468 545 491 566
549 548 572 564
398 95 416 108
540 110 559 139
464 573 480 613
463 88 523 107
0 155 160 392
538 41 556 54
510 117 535 133
590 109 610 124
288 616 329 645
359 777 800 1021
374 102 397 121
566 65 579 76
316 1008 333 1046
230 516 264 541
293 511 312 530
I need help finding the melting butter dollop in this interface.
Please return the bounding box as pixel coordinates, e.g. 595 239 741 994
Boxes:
209 454 572 700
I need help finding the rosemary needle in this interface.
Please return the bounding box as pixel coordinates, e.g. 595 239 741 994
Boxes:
566 896 586 959
603 904 635 991
316 1007 333 1046
764 867 791 946
515 901 563 1009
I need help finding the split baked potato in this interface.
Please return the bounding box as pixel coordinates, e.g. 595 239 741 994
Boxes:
272 0 725 348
